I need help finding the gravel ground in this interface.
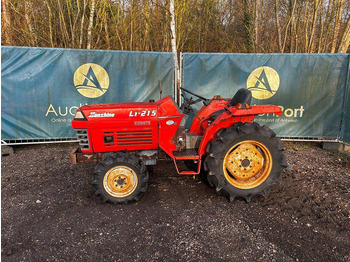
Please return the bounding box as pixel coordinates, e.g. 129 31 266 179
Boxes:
1 142 350 261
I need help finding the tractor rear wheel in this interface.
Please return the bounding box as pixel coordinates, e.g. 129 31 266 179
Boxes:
93 152 149 204
205 122 287 202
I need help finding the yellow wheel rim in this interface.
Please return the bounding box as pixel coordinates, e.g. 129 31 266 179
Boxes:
103 166 138 198
223 140 272 189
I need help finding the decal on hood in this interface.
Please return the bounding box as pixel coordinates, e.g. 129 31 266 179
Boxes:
129 110 157 117
88 112 115 118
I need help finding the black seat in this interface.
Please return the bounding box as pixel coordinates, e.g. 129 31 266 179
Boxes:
210 89 252 120
228 88 252 107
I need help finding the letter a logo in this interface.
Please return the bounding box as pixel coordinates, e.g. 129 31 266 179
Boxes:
74 63 110 98
247 66 280 100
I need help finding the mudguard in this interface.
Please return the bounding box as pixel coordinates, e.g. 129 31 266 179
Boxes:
198 105 282 157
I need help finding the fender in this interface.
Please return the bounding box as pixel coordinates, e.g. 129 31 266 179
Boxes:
198 105 282 157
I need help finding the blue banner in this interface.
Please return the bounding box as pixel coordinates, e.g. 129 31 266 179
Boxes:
182 53 349 139
1 47 174 139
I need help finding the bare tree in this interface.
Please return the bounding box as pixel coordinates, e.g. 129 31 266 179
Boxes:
1 0 349 53
308 0 320 52
338 17 350 53
170 0 179 101
87 0 96 49
275 0 282 52
2 0 13 45
79 0 87 48
254 0 259 52
44 0 54 47
24 1 36 45
331 0 344 53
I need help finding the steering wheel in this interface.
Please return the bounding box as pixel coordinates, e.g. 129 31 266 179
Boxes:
180 87 208 101
180 87 210 114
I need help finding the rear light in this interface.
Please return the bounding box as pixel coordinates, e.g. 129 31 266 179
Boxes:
74 110 87 120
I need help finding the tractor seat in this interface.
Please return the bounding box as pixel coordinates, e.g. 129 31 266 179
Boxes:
210 88 252 120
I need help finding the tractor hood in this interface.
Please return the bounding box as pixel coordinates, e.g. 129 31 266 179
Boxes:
72 96 182 127
71 96 183 154
80 102 158 121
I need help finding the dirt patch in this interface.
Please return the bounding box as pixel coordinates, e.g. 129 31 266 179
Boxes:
1 142 350 261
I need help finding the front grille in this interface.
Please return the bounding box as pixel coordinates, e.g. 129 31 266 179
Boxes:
76 129 90 150
116 130 153 146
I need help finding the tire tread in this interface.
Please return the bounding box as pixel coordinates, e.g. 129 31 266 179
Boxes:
93 152 149 204
205 122 286 203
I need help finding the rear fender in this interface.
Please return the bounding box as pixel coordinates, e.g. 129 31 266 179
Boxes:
197 105 281 157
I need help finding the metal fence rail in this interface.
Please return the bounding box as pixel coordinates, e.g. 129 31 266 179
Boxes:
1 137 341 147
1 138 78 146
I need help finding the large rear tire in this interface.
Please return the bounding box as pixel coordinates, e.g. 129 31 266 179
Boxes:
205 122 287 202
93 152 149 204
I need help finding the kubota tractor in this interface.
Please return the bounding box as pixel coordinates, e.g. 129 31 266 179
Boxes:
71 87 287 204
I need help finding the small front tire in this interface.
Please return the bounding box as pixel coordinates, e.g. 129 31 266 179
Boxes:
93 152 149 204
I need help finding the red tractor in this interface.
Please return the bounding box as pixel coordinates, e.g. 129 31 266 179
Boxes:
71 88 287 204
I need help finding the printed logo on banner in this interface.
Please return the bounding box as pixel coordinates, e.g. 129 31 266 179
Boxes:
247 66 280 100
73 63 110 98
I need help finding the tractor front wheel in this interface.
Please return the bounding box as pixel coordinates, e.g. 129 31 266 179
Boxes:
205 122 287 202
93 152 149 204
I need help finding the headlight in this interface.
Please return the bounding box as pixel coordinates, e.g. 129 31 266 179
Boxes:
74 110 86 120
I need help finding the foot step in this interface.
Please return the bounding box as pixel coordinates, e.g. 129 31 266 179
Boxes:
173 149 199 160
